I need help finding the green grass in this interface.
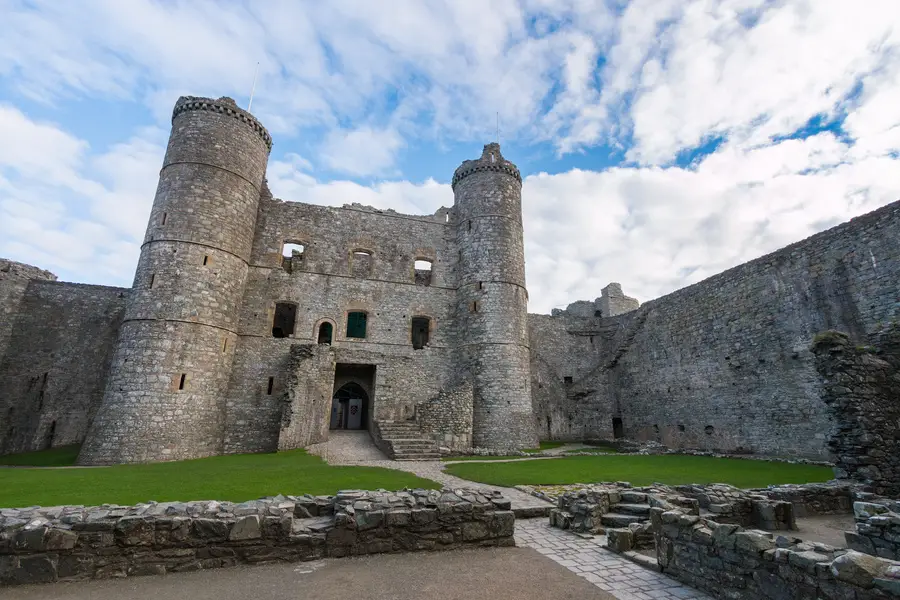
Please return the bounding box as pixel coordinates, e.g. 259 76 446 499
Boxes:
0 450 440 509
444 455 834 489
0 444 82 466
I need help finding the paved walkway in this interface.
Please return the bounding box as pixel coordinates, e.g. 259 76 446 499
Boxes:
515 518 713 600
309 433 713 599
308 431 553 516
0 546 615 600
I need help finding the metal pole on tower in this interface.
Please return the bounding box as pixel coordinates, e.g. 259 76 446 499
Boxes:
248 62 260 112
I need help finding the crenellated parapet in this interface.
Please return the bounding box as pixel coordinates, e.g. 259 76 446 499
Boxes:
451 142 521 189
172 96 273 151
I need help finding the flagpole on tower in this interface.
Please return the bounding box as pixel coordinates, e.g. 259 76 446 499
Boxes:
496 111 500 144
248 62 260 112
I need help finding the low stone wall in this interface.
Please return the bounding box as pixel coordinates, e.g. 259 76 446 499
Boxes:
547 483 796 534
847 501 900 561
673 484 796 530
751 481 859 517
652 506 900 599
0 488 514 587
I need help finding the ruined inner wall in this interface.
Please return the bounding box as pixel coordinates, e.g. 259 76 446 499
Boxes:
0 279 126 455
79 97 271 465
592 200 900 459
223 195 458 454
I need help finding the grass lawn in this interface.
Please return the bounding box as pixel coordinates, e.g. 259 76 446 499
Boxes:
0 444 82 466
444 455 835 489
0 449 440 509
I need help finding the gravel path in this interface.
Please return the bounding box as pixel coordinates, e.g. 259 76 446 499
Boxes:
308 431 553 516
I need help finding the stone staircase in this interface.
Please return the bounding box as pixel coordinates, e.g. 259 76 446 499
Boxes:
375 420 441 461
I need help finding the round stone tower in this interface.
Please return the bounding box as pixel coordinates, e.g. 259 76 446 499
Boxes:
452 143 538 451
78 96 272 465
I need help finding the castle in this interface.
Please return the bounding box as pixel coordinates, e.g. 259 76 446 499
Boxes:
0 95 898 466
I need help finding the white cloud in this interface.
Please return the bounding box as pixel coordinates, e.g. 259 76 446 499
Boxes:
522 132 900 313
1 0 899 321
0 106 163 284
319 126 406 177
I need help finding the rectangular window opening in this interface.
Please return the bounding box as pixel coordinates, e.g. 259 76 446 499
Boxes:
178 373 186 390
470 300 478 313
564 376 573 385
222 337 228 353
411 316 431 350
161 212 167 225
347 311 368 339
149 273 155 289
272 302 297 338
467 220 472 232
267 377 274 395
203 255 209 266
478 281 483 290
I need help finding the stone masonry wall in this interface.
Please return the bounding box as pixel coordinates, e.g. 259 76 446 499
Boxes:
0 259 56 363
416 378 474 451
224 193 458 453
277 344 337 450
811 327 900 497
599 201 900 459
453 143 537 451
847 501 900 561
79 96 271 465
528 311 610 441
652 505 900 599
0 489 515 587
0 280 127 455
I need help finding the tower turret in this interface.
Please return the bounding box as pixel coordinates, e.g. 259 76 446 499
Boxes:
78 96 272 464
452 143 538 451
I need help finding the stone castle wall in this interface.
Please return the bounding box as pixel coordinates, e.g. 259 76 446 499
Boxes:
2 92 899 464
0 279 126 455
222 194 459 454
588 201 900 459
78 97 272 465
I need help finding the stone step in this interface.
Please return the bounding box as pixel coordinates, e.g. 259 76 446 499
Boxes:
614 503 651 516
619 491 648 504
600 513 647 528
391 441 438 446
393 455 441 461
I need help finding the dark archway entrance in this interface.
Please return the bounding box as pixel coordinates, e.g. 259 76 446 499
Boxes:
330 382 369 430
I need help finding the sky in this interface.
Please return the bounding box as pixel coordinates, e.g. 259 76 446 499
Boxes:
1 0 898 315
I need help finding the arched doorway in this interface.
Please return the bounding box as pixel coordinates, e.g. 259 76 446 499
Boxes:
330 382 369 430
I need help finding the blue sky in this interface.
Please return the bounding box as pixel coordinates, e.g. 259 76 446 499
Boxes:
1 0 899 313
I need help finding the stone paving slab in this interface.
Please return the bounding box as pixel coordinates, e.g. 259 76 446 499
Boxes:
308 431 554 517
514 518 714 600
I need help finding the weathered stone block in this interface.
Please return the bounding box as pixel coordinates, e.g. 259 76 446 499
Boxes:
228 515 261 541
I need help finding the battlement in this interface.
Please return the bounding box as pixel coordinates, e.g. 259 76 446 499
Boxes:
172 96 273 152
451 143 522 189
